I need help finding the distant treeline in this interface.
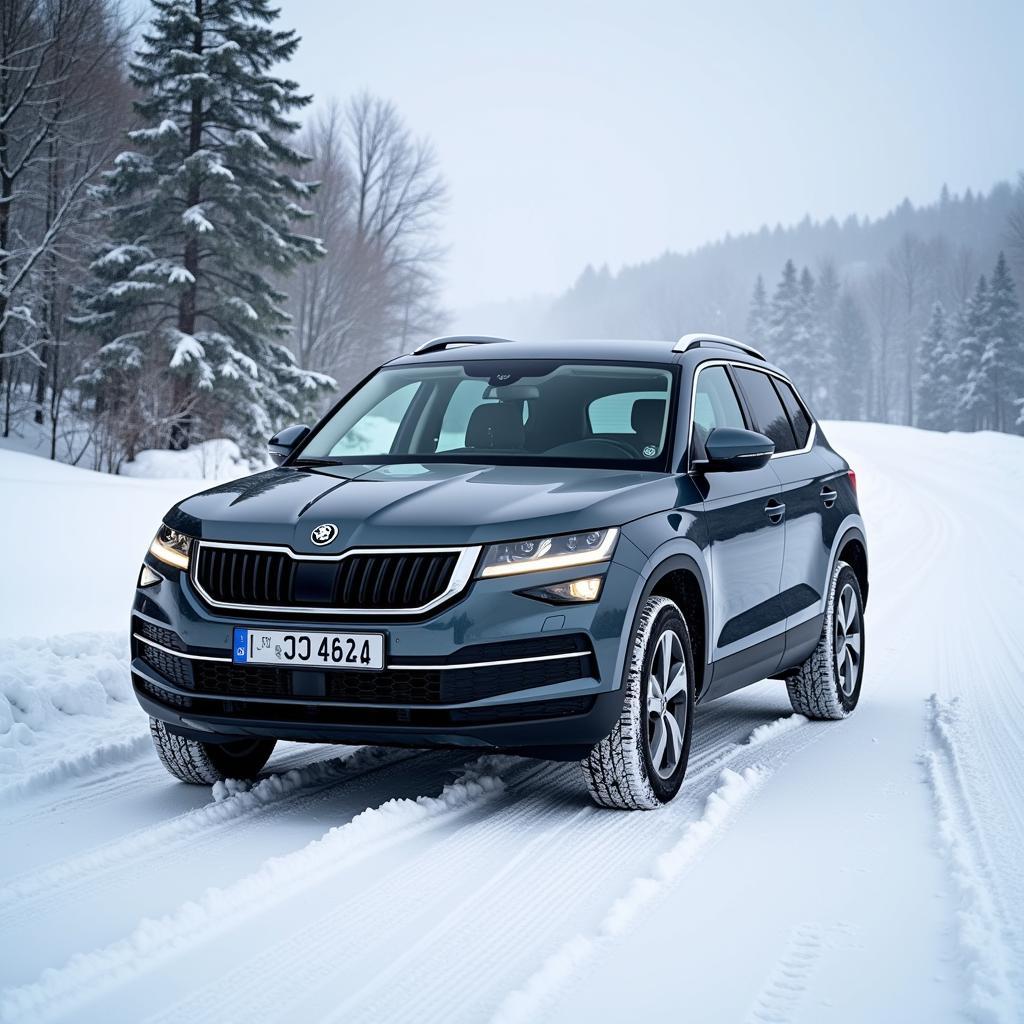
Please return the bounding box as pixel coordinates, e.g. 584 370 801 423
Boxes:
543 179 1024 432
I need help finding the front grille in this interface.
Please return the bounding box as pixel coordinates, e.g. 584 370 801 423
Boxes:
193 545 462 612
194 546 295 606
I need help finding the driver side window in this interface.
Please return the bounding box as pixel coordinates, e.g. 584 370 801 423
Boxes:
691 366 745 460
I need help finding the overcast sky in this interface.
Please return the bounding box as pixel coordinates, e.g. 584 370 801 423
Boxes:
212 1 1024 309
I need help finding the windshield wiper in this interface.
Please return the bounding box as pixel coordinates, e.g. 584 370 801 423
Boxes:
292 457 348 467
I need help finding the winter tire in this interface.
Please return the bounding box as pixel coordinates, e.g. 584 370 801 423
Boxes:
149 717 276 784
786 560 865 720
582 596 695 810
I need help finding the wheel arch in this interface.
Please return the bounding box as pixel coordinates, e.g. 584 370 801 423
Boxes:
835 526 869 608
635 553 710 699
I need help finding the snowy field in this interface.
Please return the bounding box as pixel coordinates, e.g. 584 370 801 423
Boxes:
0 422 1022 1023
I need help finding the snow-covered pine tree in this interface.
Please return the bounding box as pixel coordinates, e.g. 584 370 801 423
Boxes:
812 261 840 414
984 252 1024 433
766 259 800 367
916 302 957 431
75 0 332 456
746 275 769 353
831 291 869 420
784 265 817 395
955 276 991 430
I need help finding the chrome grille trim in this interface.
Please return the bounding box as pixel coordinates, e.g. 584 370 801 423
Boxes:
189 541 481 616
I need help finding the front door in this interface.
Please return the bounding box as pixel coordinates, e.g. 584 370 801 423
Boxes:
732 367 831 663
689 364 786 694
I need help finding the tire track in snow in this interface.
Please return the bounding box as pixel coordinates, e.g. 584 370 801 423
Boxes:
7 706 807 1024
489 765 768 1024
922 694 1020 1023
0 731 151 805
0 755 516 1024
149 713 812 1024
0 745 422 920
742 923 860 1024
145 758 592 1024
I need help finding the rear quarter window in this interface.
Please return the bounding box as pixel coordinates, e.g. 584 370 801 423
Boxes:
772 377 813 449
733 367 797 453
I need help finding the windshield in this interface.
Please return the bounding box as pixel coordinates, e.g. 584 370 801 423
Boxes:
297 360 676 470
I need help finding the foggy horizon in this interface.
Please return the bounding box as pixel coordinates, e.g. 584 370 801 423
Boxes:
277 0 1024 311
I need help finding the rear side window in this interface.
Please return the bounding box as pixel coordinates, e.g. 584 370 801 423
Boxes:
773 377 813 449
733 367 797 453
690 365 746 459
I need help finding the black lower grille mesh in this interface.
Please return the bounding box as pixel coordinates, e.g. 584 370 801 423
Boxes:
137 621 186 651
135 677 595 729
138 642 194 689
140 634 595 706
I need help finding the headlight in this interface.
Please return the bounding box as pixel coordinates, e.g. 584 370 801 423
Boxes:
148 525 194 570
477 528 619 578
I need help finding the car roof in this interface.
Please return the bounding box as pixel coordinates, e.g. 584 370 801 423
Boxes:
387 335 786 377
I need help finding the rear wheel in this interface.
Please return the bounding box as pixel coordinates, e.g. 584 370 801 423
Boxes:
786 560 865 720
149 717 276 784
582 596 695 810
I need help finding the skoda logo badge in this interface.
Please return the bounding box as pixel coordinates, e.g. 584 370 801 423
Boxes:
310 523 338 546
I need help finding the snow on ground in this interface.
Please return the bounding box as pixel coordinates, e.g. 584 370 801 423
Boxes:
119 439 252 480
0 422 1022 1023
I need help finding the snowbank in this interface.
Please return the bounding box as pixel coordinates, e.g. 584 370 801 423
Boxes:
0 449 200 635
0 633 146 797
120 438 253 480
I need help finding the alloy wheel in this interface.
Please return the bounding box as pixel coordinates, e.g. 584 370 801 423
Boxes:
647 629 688 778
834 582 862 697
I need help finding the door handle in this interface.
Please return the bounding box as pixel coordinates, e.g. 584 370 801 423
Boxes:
820 486 838 508
765 499 785 524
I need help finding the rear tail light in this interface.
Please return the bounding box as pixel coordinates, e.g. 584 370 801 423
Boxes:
848 469 857 493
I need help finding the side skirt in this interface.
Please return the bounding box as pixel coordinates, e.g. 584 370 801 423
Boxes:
699 612 825 702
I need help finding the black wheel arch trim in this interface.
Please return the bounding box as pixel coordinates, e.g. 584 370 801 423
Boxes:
624 549 711 700
833 524 869 608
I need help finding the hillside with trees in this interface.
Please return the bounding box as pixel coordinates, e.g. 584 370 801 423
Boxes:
543 179 1024 431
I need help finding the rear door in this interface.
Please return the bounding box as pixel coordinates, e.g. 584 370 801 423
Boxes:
732 367 832 659
691 364 786 692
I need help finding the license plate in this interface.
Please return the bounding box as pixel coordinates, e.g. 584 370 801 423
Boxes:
233 628 384 671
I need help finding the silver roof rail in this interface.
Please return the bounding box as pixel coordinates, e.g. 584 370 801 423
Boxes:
673 333 765 361
413 335 516 356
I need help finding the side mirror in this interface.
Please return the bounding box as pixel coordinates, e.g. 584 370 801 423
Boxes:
267 423 310 465
700 427 774 472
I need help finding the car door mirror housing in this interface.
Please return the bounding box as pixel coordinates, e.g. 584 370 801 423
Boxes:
698 427 774 472
267 424 310 465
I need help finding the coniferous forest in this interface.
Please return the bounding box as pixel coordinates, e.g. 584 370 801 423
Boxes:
1 0 1022 474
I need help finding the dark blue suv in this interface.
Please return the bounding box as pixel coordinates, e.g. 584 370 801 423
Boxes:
133 333 868 809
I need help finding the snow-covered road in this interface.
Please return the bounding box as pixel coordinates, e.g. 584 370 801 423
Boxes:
1 423 1022 1023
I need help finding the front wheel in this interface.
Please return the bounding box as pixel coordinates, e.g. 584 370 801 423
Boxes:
582 596 695 810
786 560 865 720
149 717 276 784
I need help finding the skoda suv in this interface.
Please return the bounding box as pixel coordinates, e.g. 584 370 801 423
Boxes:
132 333 868 809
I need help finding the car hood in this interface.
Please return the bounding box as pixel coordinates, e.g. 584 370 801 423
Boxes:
168 462 690 552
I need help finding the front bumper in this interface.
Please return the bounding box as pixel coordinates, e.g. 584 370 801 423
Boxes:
131 551 639 758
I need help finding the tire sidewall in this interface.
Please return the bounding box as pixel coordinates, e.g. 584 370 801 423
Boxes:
637 602 695 803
